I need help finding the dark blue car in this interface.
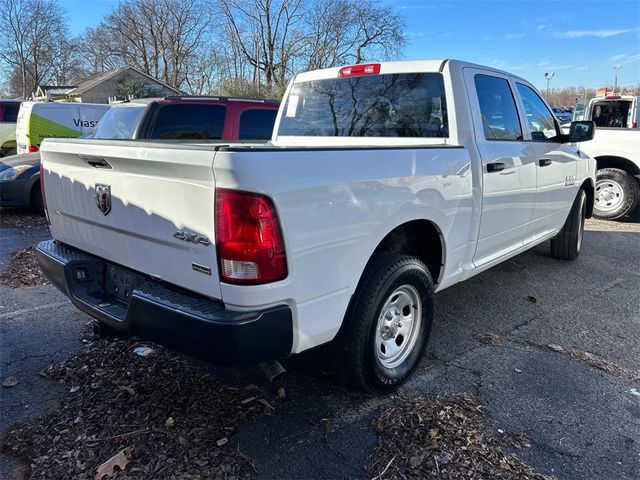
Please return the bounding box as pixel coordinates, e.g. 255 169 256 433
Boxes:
0 152 43 210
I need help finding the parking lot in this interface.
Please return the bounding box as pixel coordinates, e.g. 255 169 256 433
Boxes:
1 213 638 479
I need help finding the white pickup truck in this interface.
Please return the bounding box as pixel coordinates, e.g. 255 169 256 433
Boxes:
36 60 596 393
573 95 640 219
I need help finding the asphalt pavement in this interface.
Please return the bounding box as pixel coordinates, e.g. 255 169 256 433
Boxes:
1 218 639 479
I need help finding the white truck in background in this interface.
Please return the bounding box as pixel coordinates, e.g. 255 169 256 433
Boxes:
573 95 640 219
36 60 596 393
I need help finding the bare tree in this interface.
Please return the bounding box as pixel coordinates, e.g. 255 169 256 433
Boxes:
99 0 212 90
219 0 307 90
218 0 406 93
0 0 70 98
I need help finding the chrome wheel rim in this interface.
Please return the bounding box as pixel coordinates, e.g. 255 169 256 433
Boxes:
375 285 422 369
595 179 624 213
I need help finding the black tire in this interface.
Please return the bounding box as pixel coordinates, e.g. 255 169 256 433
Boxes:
30 182 44 213
1 147 17 158
593 168 640 220
551 189 586 261
332 253 434 394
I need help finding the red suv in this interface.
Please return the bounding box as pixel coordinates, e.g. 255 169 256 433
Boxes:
92 96 280 141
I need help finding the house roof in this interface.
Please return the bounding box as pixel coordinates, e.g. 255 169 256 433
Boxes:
68 67 181 96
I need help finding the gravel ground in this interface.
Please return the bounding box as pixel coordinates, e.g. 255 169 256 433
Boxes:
1 213 639 479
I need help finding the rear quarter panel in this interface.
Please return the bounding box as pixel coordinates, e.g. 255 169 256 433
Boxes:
213 146 474 352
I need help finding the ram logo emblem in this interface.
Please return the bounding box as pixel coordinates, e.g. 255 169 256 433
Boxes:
95 184 112 215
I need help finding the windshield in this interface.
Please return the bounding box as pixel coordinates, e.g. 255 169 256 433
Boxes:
92 105 147 139
278 73 448 137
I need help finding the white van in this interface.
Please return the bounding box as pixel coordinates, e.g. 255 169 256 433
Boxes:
16 102 110 154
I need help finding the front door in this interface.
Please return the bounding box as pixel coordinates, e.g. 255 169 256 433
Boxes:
514 82 578 238
464 69 537 267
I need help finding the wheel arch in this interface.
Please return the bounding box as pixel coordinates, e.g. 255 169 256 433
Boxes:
579 178 594 218
595 155 640 177
366 219 445 287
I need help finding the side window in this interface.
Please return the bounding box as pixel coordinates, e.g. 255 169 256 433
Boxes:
4 105 19 122
516 83 559 141
149 104 226 139
239 109 278 140
474 75 523 140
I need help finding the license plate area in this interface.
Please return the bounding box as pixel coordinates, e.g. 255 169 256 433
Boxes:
104 265 144 304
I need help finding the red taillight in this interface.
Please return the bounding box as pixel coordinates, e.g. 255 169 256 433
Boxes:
338 63 381 77
633 122 638 129
215 189 287 285
39 162 49 224
28 145 38 153
605 95 621 99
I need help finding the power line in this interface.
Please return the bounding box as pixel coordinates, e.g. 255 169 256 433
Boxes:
416 1 561 37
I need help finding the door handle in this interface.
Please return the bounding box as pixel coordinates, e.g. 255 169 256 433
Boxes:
539 158 552 167
487 162 505 172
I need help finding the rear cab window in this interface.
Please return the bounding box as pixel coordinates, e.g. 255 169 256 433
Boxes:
590 100 632 128
515 83 559 141
239 109 278 140
278 72 448 137
474 74 523 140
149 104 226 139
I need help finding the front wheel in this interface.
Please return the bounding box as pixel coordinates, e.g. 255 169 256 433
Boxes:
332 253 434 394
593 168 640 220
550 189 586 261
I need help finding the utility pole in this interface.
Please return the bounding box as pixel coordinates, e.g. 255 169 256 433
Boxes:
544 72 555 100
611 64 621 94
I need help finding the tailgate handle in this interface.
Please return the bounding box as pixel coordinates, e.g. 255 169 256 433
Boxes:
79 156 112 169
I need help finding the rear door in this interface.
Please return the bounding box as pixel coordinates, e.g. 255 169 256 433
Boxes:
41 139 222 299
464 69 537 266
514 82 578 237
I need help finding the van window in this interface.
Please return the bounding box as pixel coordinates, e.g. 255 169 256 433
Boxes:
239 109 277 140
474 75 523 140
150 104 226 139
516 83 559 141
278 73 448 137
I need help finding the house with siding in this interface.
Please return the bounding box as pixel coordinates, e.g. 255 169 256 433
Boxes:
64 67 181 104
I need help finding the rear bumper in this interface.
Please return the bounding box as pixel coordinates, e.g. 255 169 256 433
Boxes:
36 240 293 365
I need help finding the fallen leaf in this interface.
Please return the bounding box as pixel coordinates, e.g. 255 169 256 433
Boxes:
2 376 18 387
527 295 537 303
547 344 564 353
70 386 80 393
133 346 154 357
277 387 286 399
476 333 502 346
94 446 132 480
217 437 228 446
514 368 522 373
165 417 175 428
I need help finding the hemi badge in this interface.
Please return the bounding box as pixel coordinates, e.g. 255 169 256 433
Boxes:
192 263 212 276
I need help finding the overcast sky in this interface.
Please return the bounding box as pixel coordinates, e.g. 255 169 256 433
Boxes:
60 0 640 90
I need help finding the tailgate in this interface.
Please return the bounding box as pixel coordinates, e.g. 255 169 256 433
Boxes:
40 139 222 299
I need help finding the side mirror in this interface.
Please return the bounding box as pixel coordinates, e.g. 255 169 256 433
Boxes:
565 120 595 143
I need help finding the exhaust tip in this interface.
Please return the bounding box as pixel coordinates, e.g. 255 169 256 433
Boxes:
258 361 286 383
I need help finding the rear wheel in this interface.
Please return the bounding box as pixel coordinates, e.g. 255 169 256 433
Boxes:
332 253 434 394
593 168 639 220
551 189 586 261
